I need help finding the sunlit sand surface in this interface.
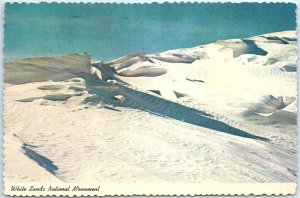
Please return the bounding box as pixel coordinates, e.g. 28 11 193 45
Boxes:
4 31 297 183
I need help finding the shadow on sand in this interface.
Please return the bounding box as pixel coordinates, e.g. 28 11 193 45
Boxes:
5 53 268 142
22 145 58 175
82 73 268 141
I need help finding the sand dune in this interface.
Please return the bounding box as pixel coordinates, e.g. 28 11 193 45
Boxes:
118 66 167 77
250 95 296 115
4 31 297 183
5 53 91 84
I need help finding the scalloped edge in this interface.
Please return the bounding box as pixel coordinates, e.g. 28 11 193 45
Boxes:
2 1 298 196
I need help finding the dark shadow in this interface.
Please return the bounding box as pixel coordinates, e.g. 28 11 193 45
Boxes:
22 145 58 175
38 85 62 90
43 94 73 101
149 90 161 96
81 73 268 141
262 36 289 44
282 37 297 42
174 91 187 98
186 78 205 83
103 106 122 112
17 97 41 103
280 64 297 72
233 39 268 58
6 54 268 142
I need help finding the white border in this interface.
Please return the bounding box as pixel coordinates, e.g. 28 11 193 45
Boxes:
0 0 299 197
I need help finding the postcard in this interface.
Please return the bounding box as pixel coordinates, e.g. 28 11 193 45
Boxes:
3 2 297 196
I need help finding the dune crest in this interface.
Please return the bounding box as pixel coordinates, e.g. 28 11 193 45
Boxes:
4 31 297 183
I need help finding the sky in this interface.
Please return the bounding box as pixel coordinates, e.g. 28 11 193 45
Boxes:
4 2 296 62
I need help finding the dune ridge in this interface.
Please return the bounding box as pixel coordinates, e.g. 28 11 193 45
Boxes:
4 31 297 183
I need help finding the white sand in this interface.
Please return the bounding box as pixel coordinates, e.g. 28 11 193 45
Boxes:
4 31 297 183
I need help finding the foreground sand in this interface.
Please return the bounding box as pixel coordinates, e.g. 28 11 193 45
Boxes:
4 31 297 183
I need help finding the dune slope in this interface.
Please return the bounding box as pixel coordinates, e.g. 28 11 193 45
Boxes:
4 31 297 183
